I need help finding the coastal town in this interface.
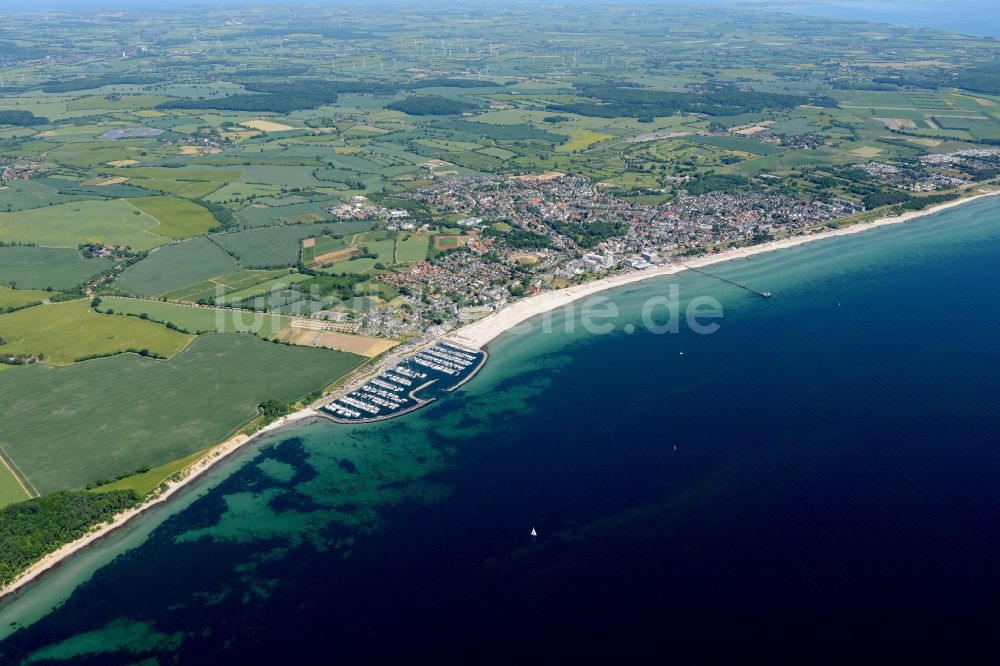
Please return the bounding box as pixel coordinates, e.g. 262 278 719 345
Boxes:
269 146 999 340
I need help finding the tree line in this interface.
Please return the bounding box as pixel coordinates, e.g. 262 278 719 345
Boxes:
158 78 485 114
0 490 143 586
0 110 49 126
548 84 823 120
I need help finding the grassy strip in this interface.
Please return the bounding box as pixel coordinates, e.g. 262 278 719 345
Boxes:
93 449 209 497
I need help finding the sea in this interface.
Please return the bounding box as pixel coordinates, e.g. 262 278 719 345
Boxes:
1 196 1000 661
760 0 1000 39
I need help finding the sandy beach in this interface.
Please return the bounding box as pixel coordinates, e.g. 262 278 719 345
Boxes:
449 188 1000 349
2 186 997 602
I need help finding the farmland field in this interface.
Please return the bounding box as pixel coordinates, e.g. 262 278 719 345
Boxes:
235 198 341 227
0 180 92 212
0 246 112 290
210 225 327 268
159 268 292 303
217 272 314 303
210 221 373 268
277 328 399 357
0 333 365 494
0 462 30 509
687 134 785 155
99 297 291 337
0 300 193 365
237 165 327 189
395 233 430 263
65 94 174 111
116 167 243 187
321 257 378 274
311 246 358 266
125 178 225 199
92 448 209 497
304 234 348 264
0 286 50 309
360 238 396 264
115 237 240 296
0 200 169 250
554 129 613 152
126 195 219 239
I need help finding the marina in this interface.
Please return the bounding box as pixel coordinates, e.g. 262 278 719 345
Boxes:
319 342 487 423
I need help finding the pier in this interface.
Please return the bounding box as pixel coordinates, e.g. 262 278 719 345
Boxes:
680 264 772 298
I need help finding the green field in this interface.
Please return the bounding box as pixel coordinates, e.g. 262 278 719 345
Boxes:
394 233 430 263
115 237 240 297
0 334 365 494
236 198 341 227
0 180 91 212
66 94 173 111
306 229 421 270
0 300 193 364
688 134 785 155
218 272 314 304
322 257 378 274
126 195 219 239
305 233 349 263
0 462 30 509
126 178 226 199
554 128 613 152
362 238 396 264
211 225 327 268
306 230 389 265
160 268 293 303
44 142 150 169
93 448 208 497
214 221 372 268
100 297 292 337
0 200 170 250
0 286 50 309
116 167 243 197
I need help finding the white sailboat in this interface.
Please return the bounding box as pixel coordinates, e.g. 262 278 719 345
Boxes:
530 527 537 537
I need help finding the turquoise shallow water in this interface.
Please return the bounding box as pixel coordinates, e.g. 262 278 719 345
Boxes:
2 197 1000 661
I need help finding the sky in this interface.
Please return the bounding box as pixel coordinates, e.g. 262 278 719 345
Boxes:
12 0 731 8
8 0 1000 40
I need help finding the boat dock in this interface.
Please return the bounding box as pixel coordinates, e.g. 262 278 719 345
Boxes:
318 342 487 424
680 264 772 298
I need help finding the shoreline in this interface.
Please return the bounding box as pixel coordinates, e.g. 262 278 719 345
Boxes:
0 408 318 602
2 186 997 603
448 188 1000 349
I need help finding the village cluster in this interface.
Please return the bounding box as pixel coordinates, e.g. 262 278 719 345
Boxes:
339 173 877 336
856 147 1000 192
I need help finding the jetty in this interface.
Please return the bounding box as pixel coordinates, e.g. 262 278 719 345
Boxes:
680 264 771 298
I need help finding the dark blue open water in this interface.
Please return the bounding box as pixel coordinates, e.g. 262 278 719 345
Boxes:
2 197 1000 661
